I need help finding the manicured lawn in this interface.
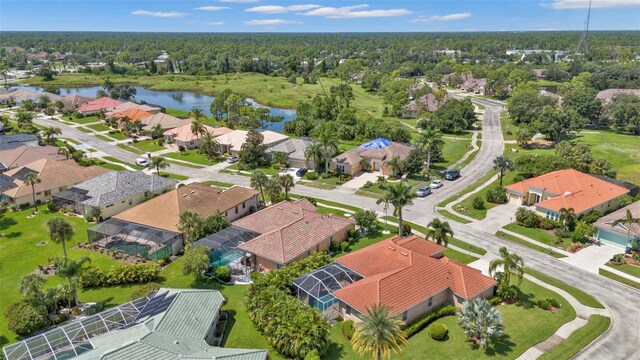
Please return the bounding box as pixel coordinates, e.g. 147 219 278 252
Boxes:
116 143 146 154
164 159 205 169
95 134 113 142
505 223 571 250
297 180 337 190
99 162 127 171
225 163 279 176
57 138 81 146
438 170 498 207
76 127 92 133
524 268 604 309
539 314 610 360
204 180 234 188
599 268 640 290
107 132 126 140
61 115 99 124
575 130 640 184
495 231 567 258
436 137 472 170
101 156 145 170
131 139 165 152
159 172 189 181
164 150 221 166
453 172 517 220
605 262 640 279
326 278 576 360
438 209 472 224
165 107 191 118
443 248 478 264
86 123 110 132
500 111 519 142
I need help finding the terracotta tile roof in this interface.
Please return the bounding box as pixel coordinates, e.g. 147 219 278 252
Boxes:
140 113 188 131
594 201 640 237
0 145 66 170
107 101 161 114
507 169 629 213
110 108 154 122
3 159 111 199
60 94 94 111
215 130 288 152
78 97 124 113
163 124 233 143
332 139 414 166
113 183 259 232
333 235 496 315
235 199 355 264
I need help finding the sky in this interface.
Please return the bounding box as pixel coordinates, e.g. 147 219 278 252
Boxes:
0 0 639 32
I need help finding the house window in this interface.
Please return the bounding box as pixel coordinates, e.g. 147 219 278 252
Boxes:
225 211 228 217
129 199 133 205
316 244 320 252
345 306 351 315
59 186 65 192
307 250 311 256
235 206 238 214
144 191 150 198
243 202 246 209
36 192 41 196
428 297 433 307
106 204 113 208
44 190 51 196
401 311 408 321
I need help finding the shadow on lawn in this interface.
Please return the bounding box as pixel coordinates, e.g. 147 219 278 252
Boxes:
323 341 345 360
0 335 8 347
220 309 236 347
515 289 537 309
469 334 516 356
0 214 18 231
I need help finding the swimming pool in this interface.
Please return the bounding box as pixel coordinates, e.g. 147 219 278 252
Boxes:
106 240 151 257
211 251 243 267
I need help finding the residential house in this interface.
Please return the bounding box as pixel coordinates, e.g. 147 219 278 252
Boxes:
59 94 94 111
106 101 162 116
293 235 496 323
139 112 188 132
532 69 545 80
233 199 355 271
331 138 414 176
53 170 177 218
1 159 110 207
506 169 630 220
77 97 124 115
0 145 66 171
596 88 640 104
460 76 487 95
594 201 640 249
265 137 315 169
216 130 289 156
3 288 267 360
403 92 448 118
0 89 61 106
163 124 233 150
108 108 153 126
0 134 39 150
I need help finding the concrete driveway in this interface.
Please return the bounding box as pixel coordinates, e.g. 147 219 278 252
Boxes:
560 243 622 273
342 171 381 190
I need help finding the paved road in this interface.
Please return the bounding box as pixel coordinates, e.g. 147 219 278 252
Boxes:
32 103 640 359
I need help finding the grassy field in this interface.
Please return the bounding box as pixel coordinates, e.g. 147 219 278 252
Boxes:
538 315 610 360
443 249 478 264
165 107 191 118
574 130 640 184
107 132 126 140
61 115 99 125
500 111 519 142
131 139 165 153
605 262 640 279
453 172 517 220
95 134 113 142
524 268 604 309
99 162 127 171
496 231 567 258
438 170 498 207
505 223 571 251
437 138 473 171
164 150 221 166
101 156 144 170
86 123 110 132
599 268 640 290
326 278 576 360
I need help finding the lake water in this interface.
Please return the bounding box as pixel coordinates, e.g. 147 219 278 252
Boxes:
14 85 297 132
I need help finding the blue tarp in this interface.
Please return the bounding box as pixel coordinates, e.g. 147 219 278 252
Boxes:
359 138 391 150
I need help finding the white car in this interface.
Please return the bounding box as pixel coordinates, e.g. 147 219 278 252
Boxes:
135 158 149 167
430 180 443 189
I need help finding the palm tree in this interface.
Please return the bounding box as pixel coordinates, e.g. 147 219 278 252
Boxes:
54 99 65 113
57 146 71 160
350 304 408 360
376 182 417 237
151 124 164 139
426 218 453 246
492 155 515 188
278 174 295 199
417 127 444 178
179 210 204 245
457 299 503 348
24 172 41 211
304 141 324 170
265 175 282 205
387 156 404 176
37 95 51 110
488 247 524 291
16 111 33 129
191 118 206 143
18 273 46 300
55 256 91 306
250 170 269 204
316 126 339 174
199 131 221 160
189 106 205 122
559 207 577 231
611 209 640 253
42 126 62 145
148 156 169 175
47 218 74 259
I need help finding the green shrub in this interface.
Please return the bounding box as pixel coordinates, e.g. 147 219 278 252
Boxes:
538 299 551 310
488 296 502 306
547 297 561 308
472 196 485 210
538 217 555 230
579 211 603 224
83 302 104 316
341 241 350 252
402 223 412 236
342 320 355 340
403 305 457 338
554 228 571 238
363 180 373 188
320 172 331 179
571 230 586 243
304 349 321 360
428 322 449 340
178 145 186 152
515 208 540 228
4 299 50 336
305 171 319 180
485 185 508 204
79 263 161 288
215 266 232 282
46 199 57 212
329 241 341 252
612 253 625 264
130 282 161 300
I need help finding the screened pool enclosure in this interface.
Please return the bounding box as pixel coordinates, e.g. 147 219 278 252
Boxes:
192 226 259 267
293 262 363 313
87 219 182 260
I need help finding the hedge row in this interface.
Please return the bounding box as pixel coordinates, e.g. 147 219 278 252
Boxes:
79 263 160 288
404 305 457 338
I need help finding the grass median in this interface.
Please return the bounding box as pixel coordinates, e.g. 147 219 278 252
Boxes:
599 268 640 290
496 231 566 258
525 268 604 308
538 315 611 360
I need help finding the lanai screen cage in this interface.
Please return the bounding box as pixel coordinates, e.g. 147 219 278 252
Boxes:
87 219 181 260
3 294 153 360
192 225 259 268
52 188 91 215
293 262 364 313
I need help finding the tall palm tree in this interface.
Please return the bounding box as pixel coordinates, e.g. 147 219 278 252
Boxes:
417 127 444 178
57 146 71 160
55 256 91 306
265 175 282 205
611 209 640 253
350 304 408 360
492 155 515 188
457 299 503 348
16 111 34 129
316 125 339 174
376 182 417 237
18 273 46 300
151 124 164 139
559 207 576 231
189 106 205 122
304 141 324 170
148 156 169 175
42 126 62 145
278 174 295 199
488 247 524 291
387 156 404 176
426 218 453 246
179 210 204 245
198 131 221 160
47 217 74 259
250 170 269 204
54 99 65 113
191 118 206 143
24 172 41 211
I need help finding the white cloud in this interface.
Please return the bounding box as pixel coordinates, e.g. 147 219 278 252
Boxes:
219 0 260 3
130 10 188 18
545 0 640 9
410 12 472 23
207 21 225 26
246 5 321 14
304 4 412 19
195 6 230 11
244 19 302 25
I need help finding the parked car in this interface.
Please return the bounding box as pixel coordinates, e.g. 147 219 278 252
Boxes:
295 168 308 177
430 180 443 189
416 186 432 197
226 156 239 163
135 158 149 167
444 169 460 180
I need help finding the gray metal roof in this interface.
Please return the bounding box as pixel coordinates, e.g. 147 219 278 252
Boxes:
155 290 224 339
0 134 39 150
71 170 177 207
265 137 312 161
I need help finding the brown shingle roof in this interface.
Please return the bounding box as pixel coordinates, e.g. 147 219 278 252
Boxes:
235 199 355 264
162 124 233 143
113 183 259 232
332 141 414 166
0 145 67 170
